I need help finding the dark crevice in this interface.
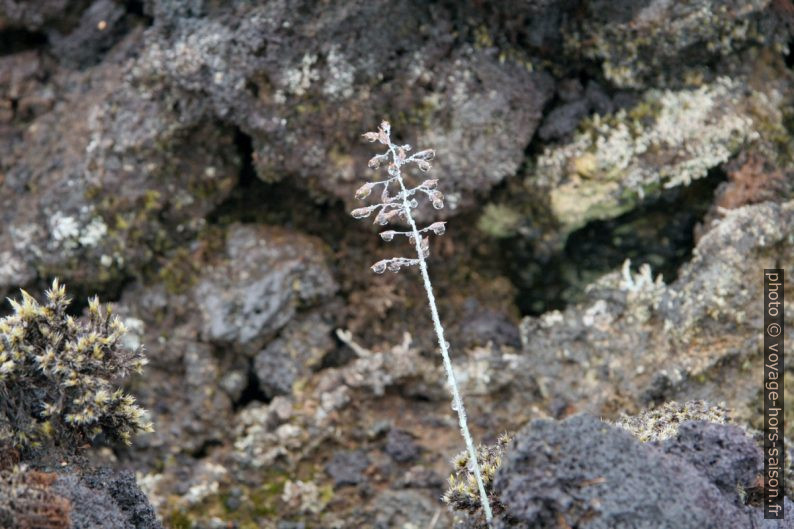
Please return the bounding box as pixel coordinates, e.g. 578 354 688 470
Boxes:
0 28 47 56
190 439 223 459
62 275 135 317
509 168 727 316
208 129 350 248
786 38 794 68
233 128 256 187
233 365 269 410
324 333 358 370
125 0 150 21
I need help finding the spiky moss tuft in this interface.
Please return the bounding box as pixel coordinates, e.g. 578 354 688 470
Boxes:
0 280 152 460
613 400 730 443
443 433 512 524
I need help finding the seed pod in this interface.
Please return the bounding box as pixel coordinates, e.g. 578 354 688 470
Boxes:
421 179 438 189
355 182 374 200
416 160 431 172
420 236 430 258
362 132 379 142
351 206 376 219
375 208 400 226
368 154 388 169
428 221 446 235
413 149 435 161
371 260 388 274
380 231 396 242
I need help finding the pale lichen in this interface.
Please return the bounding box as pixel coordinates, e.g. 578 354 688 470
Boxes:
531 77 763 235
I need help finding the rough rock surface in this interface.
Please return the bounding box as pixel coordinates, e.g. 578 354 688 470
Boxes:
52 467 162 529
509 200 794 423
0 0 791 527
493 415 792 529
0 464 161 529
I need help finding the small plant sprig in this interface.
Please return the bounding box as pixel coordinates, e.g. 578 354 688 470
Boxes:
351 121 493 524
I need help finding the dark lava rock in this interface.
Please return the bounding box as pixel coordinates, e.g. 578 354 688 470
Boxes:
325 450 370 487
384 429 421 464
660 421 762 499
254 311 335 398
52 467 162 529
494 414 750 528
195 224 337 354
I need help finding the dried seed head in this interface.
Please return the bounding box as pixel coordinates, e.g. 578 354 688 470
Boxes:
362 131 380 142
416 160 431 172
380 231 396 242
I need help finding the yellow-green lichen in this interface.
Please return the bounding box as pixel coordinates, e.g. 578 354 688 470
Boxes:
531 77 762 234
477 203 522 238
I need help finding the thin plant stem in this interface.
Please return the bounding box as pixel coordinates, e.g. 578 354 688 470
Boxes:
388 143 494 524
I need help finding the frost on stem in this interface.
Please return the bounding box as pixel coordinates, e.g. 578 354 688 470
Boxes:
350 121 494 524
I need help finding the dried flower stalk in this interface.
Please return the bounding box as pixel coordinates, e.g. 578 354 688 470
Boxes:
351 121 493 523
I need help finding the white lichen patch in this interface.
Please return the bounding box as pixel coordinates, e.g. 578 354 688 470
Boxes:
78 216 109 247
51 213 81 243
281 480 326 514
50 211 108 250
322 46 354 99
284 53 319 96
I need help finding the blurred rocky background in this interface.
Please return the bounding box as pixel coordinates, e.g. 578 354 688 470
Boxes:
0 0 793 527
